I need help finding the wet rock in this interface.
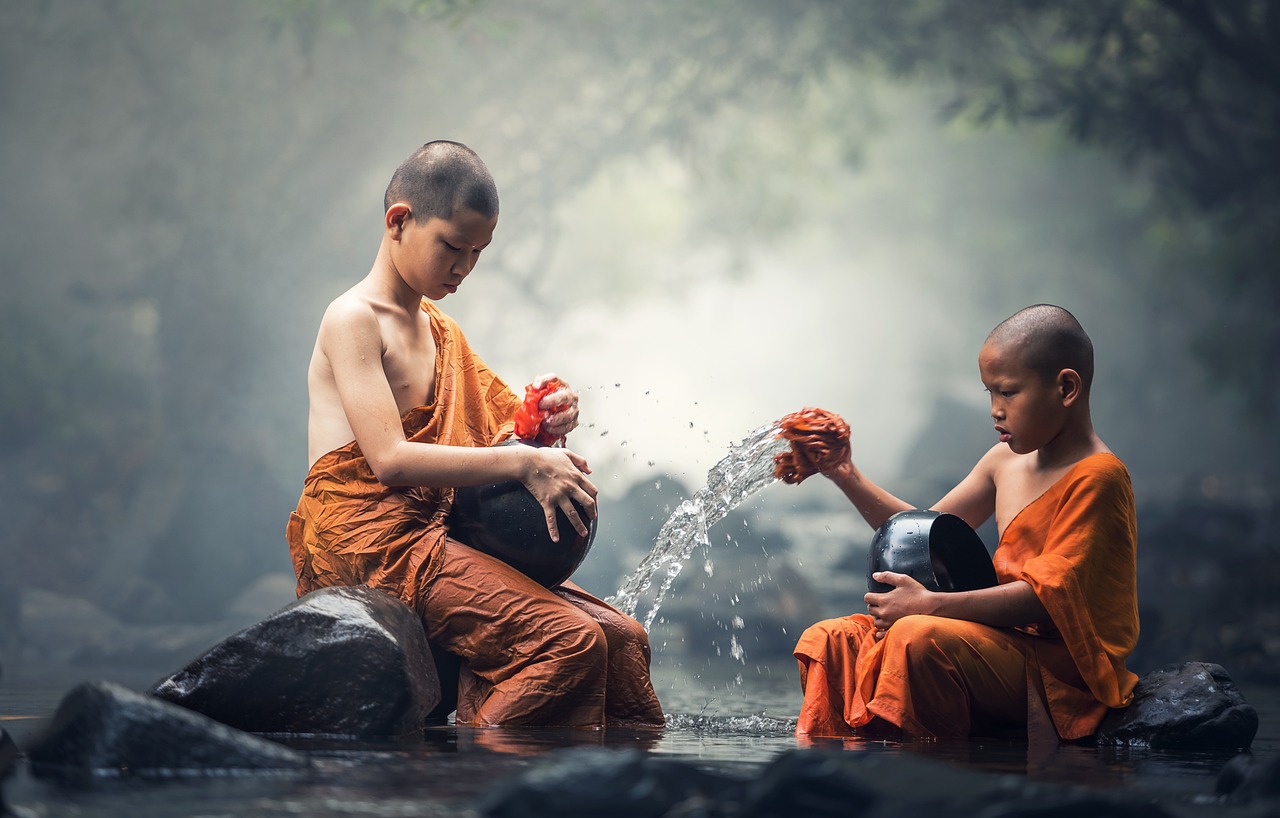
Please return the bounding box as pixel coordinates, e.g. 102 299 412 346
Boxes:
479 747 1182 818
149 585 439 738
1216 751 1280 804
973 794 1174 817
0 728 15 817
24 680 308 779
475 746 742 818
1094 661 1258 749
0 728 17 778
740 749 1023 817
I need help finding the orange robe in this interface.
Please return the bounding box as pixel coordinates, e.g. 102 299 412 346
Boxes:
795 452 1139 740
287 299 663 728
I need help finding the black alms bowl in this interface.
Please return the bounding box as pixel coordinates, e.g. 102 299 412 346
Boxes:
446 440 596 588
867 510 997 594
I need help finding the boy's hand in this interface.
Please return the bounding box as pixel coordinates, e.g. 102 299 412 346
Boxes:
520 444 597 542
538 381 580 440
774 407 851 485
864 571 935 633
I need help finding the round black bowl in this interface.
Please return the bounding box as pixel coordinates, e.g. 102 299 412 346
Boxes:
867 509 997 593
446 440 596 588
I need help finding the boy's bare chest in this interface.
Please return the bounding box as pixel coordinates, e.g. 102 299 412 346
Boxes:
380 319 438 412
994 463 1070 533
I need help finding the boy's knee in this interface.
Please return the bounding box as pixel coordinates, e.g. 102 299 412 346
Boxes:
546 612 608 672
883 614 966 652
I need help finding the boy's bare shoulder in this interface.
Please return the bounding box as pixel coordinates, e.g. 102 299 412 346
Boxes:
316 285 388 352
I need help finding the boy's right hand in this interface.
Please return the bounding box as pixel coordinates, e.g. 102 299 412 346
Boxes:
519 445 597 542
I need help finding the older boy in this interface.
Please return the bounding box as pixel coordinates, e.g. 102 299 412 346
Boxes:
287 141 663 728
792 304 1138 740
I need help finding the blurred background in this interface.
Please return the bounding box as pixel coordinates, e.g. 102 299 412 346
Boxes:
2 0 1277 699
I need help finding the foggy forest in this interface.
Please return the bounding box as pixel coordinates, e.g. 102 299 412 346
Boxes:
2 0 1278 691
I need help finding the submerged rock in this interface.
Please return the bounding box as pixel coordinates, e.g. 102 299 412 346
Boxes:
1094 661 1258 749
0 728 15 817
24 680 308 779
149 585 440 738
0 728 16 780
476 746 742 817
478 747 1182 818
1217 751 1280 804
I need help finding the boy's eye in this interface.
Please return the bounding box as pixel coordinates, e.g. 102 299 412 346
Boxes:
443 241 462 252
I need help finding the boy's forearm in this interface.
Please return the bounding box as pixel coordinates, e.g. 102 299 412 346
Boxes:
929 580 1049 628
371 440 526 488
828 463 913 530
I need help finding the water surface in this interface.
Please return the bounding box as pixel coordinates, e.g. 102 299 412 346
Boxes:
3 666 1276 817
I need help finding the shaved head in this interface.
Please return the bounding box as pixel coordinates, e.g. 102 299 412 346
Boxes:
986 304 1094 391
383 140 499 221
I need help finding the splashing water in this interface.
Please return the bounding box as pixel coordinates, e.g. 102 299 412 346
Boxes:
608 421 788 630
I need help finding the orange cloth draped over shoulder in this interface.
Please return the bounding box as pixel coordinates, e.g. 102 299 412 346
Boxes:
794 452 1139 740
287 299 520 604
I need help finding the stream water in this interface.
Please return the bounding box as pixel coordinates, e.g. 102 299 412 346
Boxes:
2 421 1276 815
608 421 788 631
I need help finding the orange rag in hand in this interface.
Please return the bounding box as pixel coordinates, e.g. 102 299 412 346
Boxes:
513 376 569 446
773 407 851 484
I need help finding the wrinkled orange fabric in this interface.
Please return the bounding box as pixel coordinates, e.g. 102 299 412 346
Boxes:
774 407 851 485
512 376 569 446
794 452 1139 740
287 299 663 728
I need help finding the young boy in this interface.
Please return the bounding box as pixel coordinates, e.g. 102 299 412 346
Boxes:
287 141 663 728
792 304 1139 740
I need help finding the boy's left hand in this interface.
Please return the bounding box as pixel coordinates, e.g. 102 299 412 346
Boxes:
538 381 579 440
865 571 934 635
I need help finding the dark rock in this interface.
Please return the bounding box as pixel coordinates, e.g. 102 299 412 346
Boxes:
741 749 1012 817
480 747 1184 818
973 794 1174 817
475 747 742 818
24 680 308 779
972 793 1172 818
1094 661 1258 749
149 585 440 738
1217 751 1280 803
0 728 17 778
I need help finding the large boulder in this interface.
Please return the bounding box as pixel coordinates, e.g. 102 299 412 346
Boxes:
1094 661 1258 749
149 585 440 738
24 680 308 780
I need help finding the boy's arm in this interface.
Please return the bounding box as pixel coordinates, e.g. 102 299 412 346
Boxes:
822 459 914 531
865 571 1049 634
320 301 596 538
930 444 1002 531
822 439 1003 533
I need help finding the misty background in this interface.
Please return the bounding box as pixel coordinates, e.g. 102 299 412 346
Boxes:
2 1 1277 697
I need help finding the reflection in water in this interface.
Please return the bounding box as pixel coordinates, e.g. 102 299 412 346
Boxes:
1 678 1274 816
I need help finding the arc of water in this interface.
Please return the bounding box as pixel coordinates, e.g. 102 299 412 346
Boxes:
608 421 788 631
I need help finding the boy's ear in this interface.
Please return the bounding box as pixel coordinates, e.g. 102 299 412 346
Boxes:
385 202 412 236
1058 369 1083 406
